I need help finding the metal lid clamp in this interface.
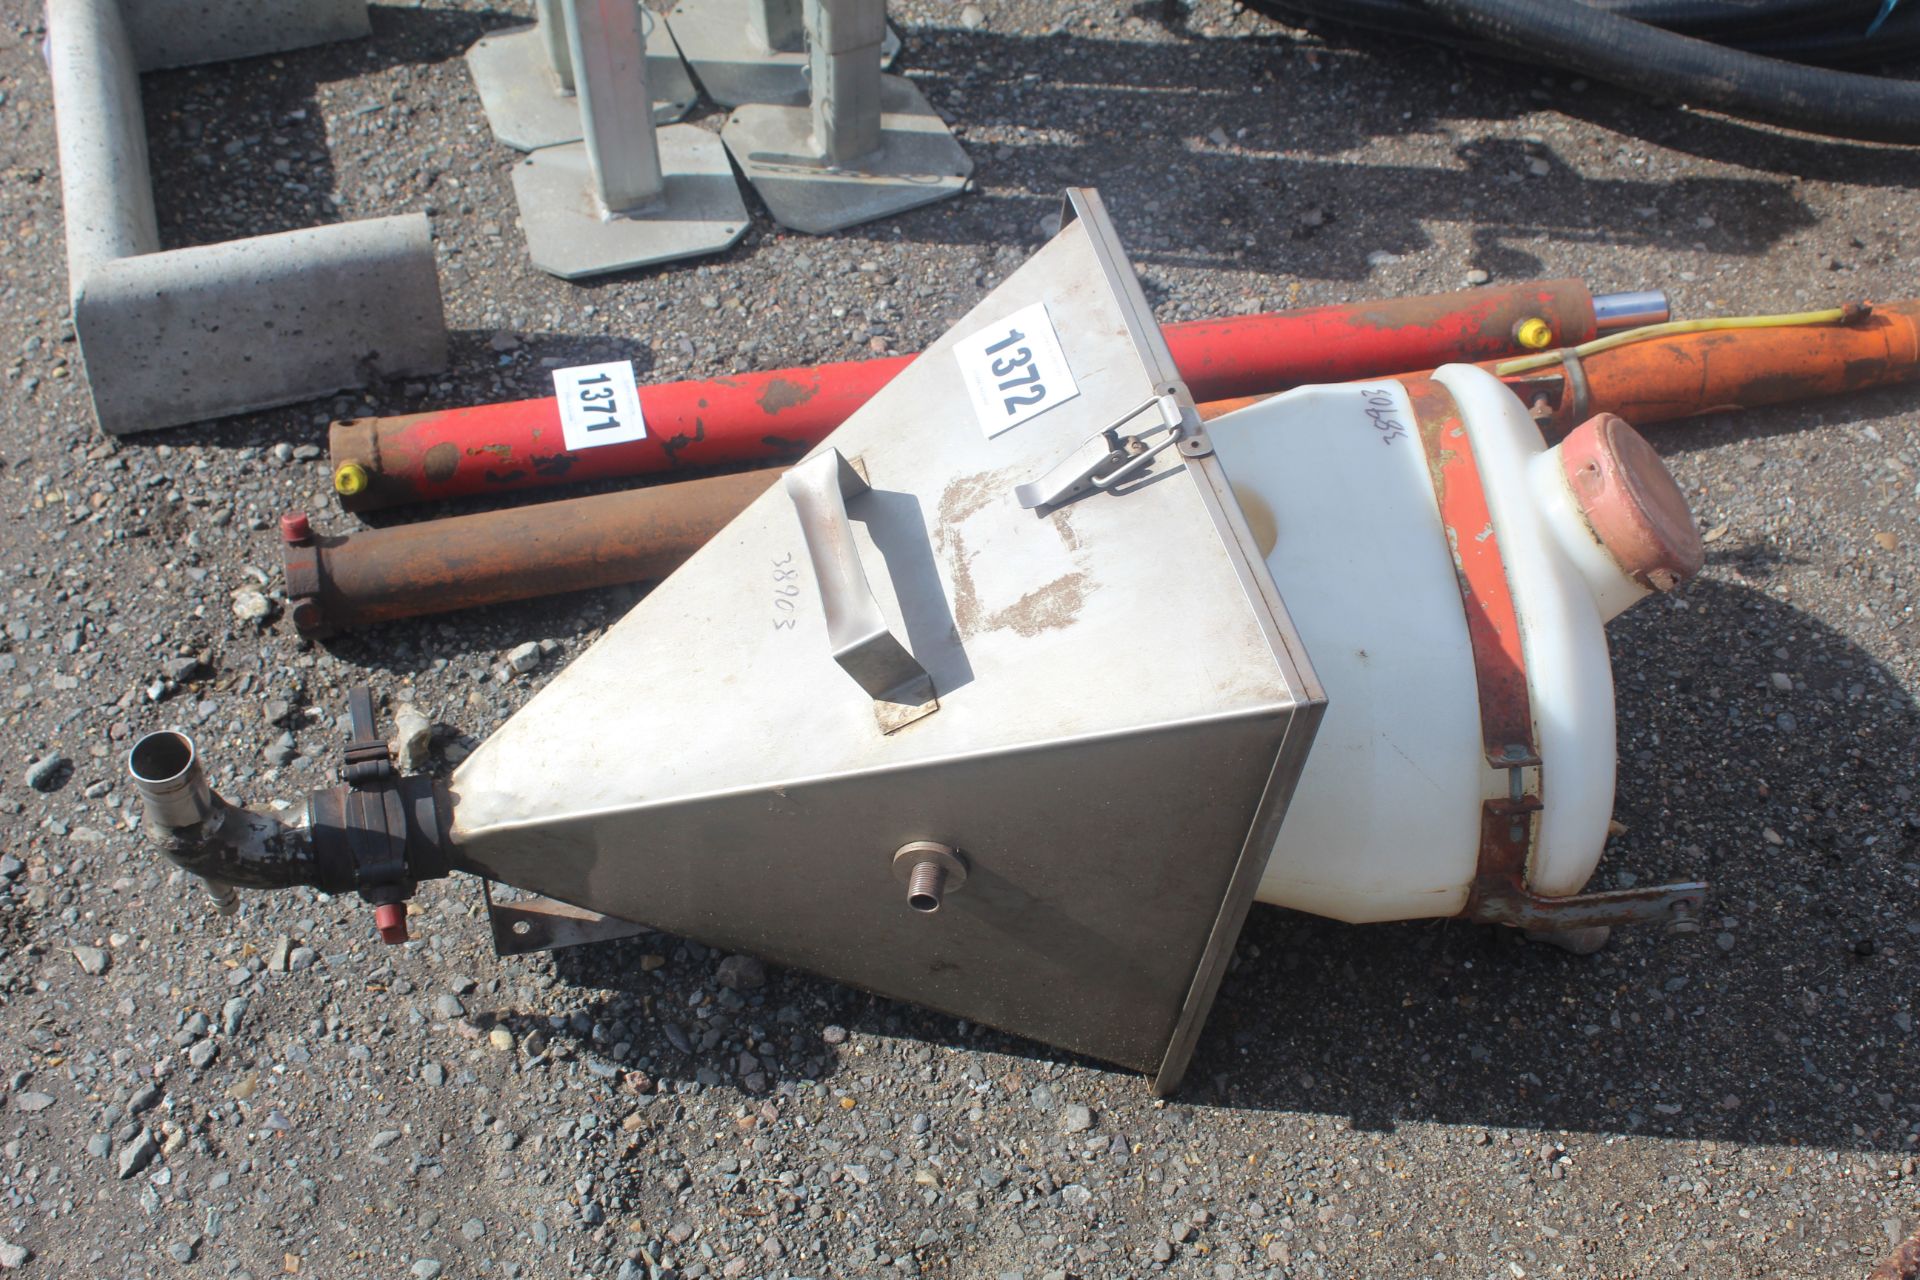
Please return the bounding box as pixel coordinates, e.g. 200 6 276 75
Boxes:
1014 392 1191 511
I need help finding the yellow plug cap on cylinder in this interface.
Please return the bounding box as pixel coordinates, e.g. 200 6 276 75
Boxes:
1513 316 1555 350
333 462 370 497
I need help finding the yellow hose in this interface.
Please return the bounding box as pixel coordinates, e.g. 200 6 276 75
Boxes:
1493 306 1856 376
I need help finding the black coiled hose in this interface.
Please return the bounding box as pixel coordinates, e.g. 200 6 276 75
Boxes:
1252 0 1920 144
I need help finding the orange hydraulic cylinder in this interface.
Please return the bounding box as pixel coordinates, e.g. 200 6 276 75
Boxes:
1540 301 1919 429
1199 302 1920 432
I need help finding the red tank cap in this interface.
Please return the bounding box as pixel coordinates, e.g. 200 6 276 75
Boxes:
374 902 408 945
280 512 312 545
1558 413 1704 592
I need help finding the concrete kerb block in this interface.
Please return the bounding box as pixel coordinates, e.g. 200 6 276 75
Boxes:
74 217 448 435
124 0 370 72
48 0 448 436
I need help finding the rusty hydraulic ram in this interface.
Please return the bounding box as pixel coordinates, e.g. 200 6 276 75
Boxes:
328 281 1664 512
284 469 780 635
287 299 1918 636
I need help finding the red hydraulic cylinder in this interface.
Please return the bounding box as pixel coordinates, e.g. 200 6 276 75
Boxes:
330 280 1622 512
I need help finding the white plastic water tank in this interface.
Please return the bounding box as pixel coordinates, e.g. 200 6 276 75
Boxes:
1204 364 1704 923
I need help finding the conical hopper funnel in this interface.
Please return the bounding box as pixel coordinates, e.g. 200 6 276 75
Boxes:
448 190 1324 1093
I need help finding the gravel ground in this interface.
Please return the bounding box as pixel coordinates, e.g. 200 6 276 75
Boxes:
2 2 1918 1278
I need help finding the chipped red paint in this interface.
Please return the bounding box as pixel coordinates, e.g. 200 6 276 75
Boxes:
1528 299 1919 435
330 281 1599 512
1172 282 1590 401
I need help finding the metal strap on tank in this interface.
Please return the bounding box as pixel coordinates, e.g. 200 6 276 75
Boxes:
1407 378 1705 932
1405 379 1543 923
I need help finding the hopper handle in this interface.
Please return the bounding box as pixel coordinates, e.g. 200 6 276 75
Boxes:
785 449 937 710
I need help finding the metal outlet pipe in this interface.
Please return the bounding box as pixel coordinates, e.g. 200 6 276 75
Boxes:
285 468 782 635
1589 289 1668 333
331 280 1638 512
294 301 1918 635
128 730 216 830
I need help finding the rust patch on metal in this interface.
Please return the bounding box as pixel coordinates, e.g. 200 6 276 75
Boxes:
1869 1225 1920 1280
530 454 574 478
467 443 513 460
1843 354 1898 389
983 571 1090 637
1732 371 1831 406
758 377 820 415
937 469 1004 529
661 420 706 465
946 538 981 637
422 442 460 484
1052 504 1081 552
935 468 1030 639
1409 378 1530 759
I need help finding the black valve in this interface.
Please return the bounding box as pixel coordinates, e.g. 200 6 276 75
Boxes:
307 686 453 944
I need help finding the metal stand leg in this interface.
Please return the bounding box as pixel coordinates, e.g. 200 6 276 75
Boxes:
467 0 697 151
665 0 901 107
510 0 748 279
721 0 970 234
747 0 805 53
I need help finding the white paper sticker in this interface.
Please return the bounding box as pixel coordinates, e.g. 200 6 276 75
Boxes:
954 301 1081 439
554 360 646 452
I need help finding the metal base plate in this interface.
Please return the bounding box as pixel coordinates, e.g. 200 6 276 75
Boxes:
721 76 971 235
484 883 652 956
665 0 900 107
510 125 749 279
465 13 696 151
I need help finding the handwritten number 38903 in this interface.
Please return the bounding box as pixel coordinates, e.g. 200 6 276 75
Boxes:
771 553 800 630
984 329 1046 414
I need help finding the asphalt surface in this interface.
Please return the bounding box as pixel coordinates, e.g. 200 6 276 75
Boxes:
1 2 1917 1278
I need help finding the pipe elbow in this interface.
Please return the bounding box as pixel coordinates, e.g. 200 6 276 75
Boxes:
129 731 316 894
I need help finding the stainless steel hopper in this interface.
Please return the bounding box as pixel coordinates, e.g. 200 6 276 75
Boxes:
446 190 1323 1091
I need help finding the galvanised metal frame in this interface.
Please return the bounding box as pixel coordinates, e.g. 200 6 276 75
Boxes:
465 0 698 150
721 0 969 235
509 0 750 279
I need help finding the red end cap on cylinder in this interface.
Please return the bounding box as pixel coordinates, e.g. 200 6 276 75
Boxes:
1558 413 1705 592
374 903 408 945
